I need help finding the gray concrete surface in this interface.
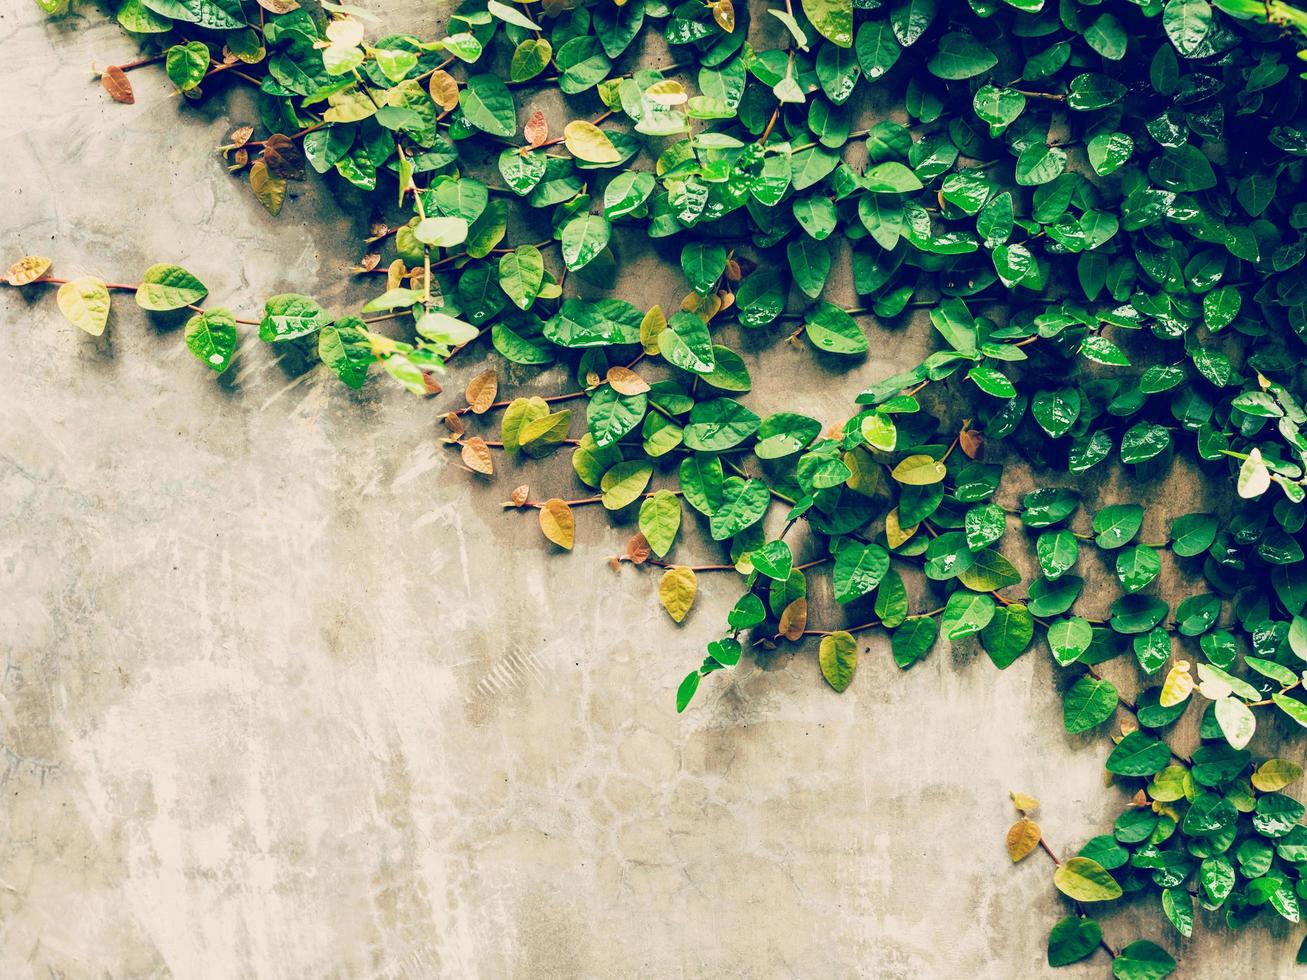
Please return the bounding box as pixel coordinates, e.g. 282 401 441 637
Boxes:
0 2 1299 977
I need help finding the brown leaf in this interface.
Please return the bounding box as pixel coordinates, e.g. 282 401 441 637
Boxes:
228 125 254 148
712 0 735 33
366 221 390 243
256 0 299 12
465 368 498 414
524 110 549 148
959 427 983 460
608 556 621 571
724 257 742 282
460 437 493 475
5 255 52 287
421 373 442 396
510 484 530 507
228 148 249 171
262 133 305 180
1005 818 1041 862
352 253 381 274
442 412 466 436
779 598 807 641
626 532 651 565
249 160 287 216
606 366 650 396
717 289 735 312
101 66 134 105
428 69 460 112
539 498 575 550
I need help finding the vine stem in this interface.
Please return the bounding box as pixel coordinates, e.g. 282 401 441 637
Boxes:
1033 831 1119 960
510 489 684 510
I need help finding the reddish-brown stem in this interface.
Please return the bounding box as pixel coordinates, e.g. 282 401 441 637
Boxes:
30 275 138 292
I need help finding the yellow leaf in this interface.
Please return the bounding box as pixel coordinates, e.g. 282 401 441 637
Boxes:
843 447 880 497
1005 818 1041 862
563 120 621 163
1253 759 1304 793
1009 791 1039 814
819 630 857 692
56 276 110 336
644 79 688 106
5 255 51 286
428 69 459 111
681 290 721 321
891 453 946 485
465 367 498 414
249 159 286 216
460 436 493 475
607 366 650 395
885 507 918 548
779 597 807 641
712 0 735 33
1159 659 1194 707
538 498 575 550
639 305 667 354
658 565 697 623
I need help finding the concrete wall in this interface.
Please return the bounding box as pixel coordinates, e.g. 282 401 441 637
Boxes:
0 3 1297 977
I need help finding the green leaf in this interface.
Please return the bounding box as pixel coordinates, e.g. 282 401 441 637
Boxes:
318 316 372 389
819 630 858 692
805 303 868 354
1106 731 1171 776
802 0 853 47
892 616 938 668
1015 143 1066 186
683 398 760 451
681 242 727 295
165 41 209 92
749 540 793 581
676 670 700 713
1112 940 1176 980
854 20 901 80
981 603 1034 668
834 542 890 603
1163 0 1212 58
184 307 237 373
708 477 770 541
499 245 544 311
461 74 516 137
561 214 610 270
941 590 995 639
260 293 327 342
1047 916 1102 967
1064 676 1118 733
658 311 716 374
600 460 653 510
1047 616 1093 666
587 385 646 448
136 263 208 310
927 33 996 80
1094 504 1144 549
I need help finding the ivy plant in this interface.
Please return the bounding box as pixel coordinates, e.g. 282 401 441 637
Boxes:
13 0 1307 972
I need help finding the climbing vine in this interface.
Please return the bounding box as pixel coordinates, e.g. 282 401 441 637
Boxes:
13 0 1307 972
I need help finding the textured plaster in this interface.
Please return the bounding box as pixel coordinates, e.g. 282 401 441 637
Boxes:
0 2 1300 977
